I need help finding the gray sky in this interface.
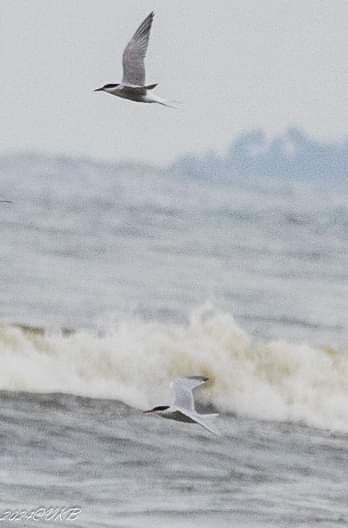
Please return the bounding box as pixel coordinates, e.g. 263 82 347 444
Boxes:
1 0 348 163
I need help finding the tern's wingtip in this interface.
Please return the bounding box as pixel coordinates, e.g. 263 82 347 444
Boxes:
188 375 209 382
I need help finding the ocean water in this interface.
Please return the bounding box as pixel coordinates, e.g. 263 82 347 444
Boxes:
0 155 348 527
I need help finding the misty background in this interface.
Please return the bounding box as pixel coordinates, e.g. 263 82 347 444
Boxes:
1 1 348 342
1 0 348 164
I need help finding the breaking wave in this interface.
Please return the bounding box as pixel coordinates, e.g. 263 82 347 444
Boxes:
1 306 348 432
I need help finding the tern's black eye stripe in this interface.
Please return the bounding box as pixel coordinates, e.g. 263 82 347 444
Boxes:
103 83 119 89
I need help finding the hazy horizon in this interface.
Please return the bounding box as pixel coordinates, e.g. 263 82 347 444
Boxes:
2 128 348 187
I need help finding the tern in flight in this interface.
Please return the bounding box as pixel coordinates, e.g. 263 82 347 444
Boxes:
144 376 220 435
95 12 173 107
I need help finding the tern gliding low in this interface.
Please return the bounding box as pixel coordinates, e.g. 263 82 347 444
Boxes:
144 376 220 435
95 12 173 107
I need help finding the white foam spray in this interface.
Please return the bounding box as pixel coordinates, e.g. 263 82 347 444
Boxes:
1 306 348 432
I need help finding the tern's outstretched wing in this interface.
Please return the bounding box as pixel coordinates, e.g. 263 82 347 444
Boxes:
176 407 220 435
122 11 154 86
171 376 209 411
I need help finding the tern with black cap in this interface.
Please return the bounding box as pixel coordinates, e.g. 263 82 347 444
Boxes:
144 376 220 435
95 12 174 107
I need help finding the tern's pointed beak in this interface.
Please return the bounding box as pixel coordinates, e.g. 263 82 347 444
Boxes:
143 409 154 414
94 87 104 92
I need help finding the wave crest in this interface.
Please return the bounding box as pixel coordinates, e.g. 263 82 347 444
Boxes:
1 306 348 431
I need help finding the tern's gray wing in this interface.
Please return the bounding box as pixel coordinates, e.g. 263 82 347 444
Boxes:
122 11 154 86
171 376 209 411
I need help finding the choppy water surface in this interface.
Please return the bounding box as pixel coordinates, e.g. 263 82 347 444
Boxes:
0 155 348 527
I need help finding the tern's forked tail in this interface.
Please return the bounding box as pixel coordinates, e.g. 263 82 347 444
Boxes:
144 94 178 108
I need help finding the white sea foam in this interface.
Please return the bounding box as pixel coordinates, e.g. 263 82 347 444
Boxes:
1 306 348 432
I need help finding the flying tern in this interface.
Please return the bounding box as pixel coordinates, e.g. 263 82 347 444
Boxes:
95 12 173 107
144 376 220 435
